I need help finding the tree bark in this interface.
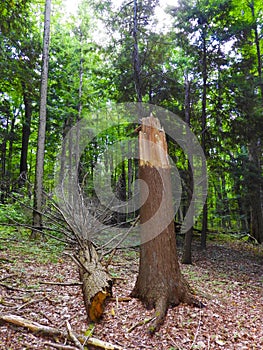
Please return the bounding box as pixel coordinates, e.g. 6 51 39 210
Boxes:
248 141 263 243
201 27 208 250
182 73 193 264
132 0 142 102
19 82 32 186
131 115 199 333
78 244 112 322
32 0 51 238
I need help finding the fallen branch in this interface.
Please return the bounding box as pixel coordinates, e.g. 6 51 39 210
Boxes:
0 314 123 350
66 321 84 350
0 258 14 264
40 281 83 286
0 283 35 293
44 342 79 350
0 282 48 293
109 296 132 302
16 298 45 311
0 274 17 282
127 315 156 333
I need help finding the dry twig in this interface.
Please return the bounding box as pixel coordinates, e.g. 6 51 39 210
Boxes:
66 321 84 350
44 342 79 350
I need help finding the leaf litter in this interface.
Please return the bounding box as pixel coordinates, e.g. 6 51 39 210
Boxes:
0 238 262 349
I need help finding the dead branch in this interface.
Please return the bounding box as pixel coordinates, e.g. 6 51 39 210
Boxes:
44 342 79 350
0 257 14 263
0 273 16 281
16 298 45 311
66 321 84 350
109 296 132 302
39 281 83 286
127 315 156 333
0 314 123 350
0 283 35 293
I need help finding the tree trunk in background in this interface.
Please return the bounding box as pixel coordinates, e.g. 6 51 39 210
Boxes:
182 73 193 264
251 2 263 241
131 115 199 333
201 28 208 250
250 1 263 103
115 161 127 224
32 0 51 238
132 0 142 102
248 141 263 243
19 82 32 186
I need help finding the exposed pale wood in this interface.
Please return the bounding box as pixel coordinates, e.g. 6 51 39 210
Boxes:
138 114 170 168
0 314 123 350
109 296 132 302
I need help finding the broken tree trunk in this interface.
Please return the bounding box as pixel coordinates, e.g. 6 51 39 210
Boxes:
131 115 201 333
78 243 112 322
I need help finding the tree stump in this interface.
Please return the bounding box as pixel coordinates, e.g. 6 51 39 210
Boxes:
131 115 200 333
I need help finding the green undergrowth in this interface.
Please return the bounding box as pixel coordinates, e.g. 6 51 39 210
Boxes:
0 226 65 264
207 232 238 243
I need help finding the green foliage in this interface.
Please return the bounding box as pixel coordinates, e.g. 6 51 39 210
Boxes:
0 225 65 263
0 197 31 224
0 0 262 241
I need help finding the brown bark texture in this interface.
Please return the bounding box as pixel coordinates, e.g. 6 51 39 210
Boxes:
131 115 200 333
78 244 112 322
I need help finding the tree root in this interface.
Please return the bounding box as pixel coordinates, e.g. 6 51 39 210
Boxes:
148 296 168 334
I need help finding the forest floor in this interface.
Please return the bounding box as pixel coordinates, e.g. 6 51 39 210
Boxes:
0 230 262 350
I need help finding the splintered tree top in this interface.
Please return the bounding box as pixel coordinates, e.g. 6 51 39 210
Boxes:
139 114 170 169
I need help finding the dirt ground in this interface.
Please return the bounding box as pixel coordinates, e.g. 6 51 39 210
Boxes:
0 236 262 349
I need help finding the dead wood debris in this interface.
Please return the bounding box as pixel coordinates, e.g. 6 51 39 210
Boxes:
40 281 83 286
0 314 123 350
44 342 80 350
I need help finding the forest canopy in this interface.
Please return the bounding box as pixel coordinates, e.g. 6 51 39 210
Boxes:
1 0 262 243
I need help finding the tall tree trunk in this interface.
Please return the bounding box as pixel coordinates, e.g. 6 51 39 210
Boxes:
182 73 193 264
250 1 263 234
131 115 199 333
248 141 263 243
19 82 32 186
32 0 51 238
132 0 142 102
201 29 208 250
250 1 263 102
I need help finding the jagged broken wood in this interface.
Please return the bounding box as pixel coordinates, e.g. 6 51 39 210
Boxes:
0 314 123 350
